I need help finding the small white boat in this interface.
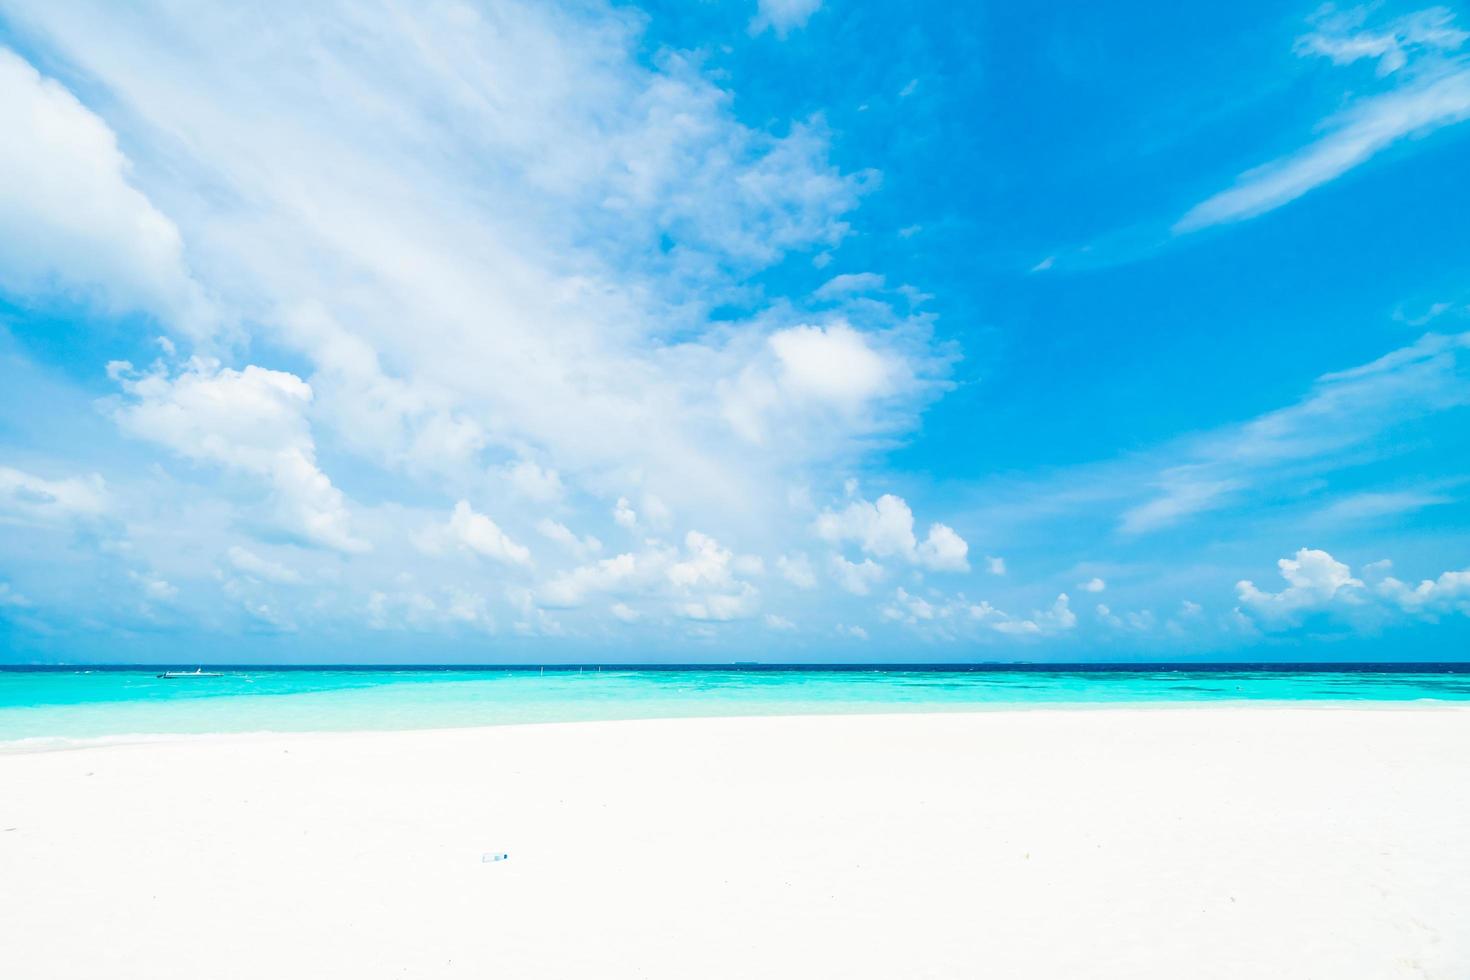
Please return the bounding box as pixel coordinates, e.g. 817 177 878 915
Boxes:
157 668 224 679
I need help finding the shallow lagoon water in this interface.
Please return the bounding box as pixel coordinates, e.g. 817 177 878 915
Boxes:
2 665 1468 743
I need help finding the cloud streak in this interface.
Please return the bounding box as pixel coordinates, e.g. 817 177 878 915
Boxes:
1177 6 1470 233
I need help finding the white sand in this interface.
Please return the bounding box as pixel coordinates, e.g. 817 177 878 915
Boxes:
3 708 1469 978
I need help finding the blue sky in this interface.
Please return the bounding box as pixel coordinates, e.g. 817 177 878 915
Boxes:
1 0 1468 663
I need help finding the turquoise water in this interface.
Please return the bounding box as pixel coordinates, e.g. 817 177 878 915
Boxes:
3 666 1468 743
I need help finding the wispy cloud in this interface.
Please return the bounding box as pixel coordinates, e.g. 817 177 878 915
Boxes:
1121 331 1470 533
1177 5 1470 233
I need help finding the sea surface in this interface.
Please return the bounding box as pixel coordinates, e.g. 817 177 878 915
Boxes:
2 664 1469 744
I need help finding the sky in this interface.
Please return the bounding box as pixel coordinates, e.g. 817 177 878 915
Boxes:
1 0 1468 664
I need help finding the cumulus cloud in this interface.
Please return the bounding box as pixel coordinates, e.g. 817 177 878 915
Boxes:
111 358 367 553
537 529 757 620
985 555 1007 575
881 587 1077 638
1378 568 1470 616
1237 548 1364 619
0 47 210 334
815 492 970 571
1235 547 1470 629
771 323 894 407
717 318 938 448
416 501 531 567
540 552 643 608
915 522 969 572
1080 577 1107 593
989 594 1076 636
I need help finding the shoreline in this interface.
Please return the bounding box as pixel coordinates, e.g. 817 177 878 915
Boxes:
5 698 1470 755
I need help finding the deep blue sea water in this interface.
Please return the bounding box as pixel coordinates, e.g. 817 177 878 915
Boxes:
2 664 1468 744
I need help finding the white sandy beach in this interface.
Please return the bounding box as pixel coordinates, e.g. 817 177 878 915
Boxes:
3 708 1469 979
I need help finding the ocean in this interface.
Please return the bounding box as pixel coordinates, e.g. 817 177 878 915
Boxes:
3 663 1468 744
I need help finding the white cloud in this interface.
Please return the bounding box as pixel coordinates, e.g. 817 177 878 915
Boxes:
417 501 531 567
0 465 107 525
815 272 885 298
769 322 895 408
830 554 885 595
1234 547 1470 629
881 587 936 623
610 601 640 623
915 522 969 572
1378 568 1470 616
112 358 368 553
640 494 673 531
0 1 978 645
816 492 970 571
985 555 1007 575
750 0 823 38
540 552 643 608
128 569 177 602
817 493 916 558
0 47 209 334
504 460 563 503
835 623 869 640
718 317 933 449
1236 548 1364 620
1121 475 1239 534
1096 602 1156 632
536 518 601 558
667 531 735 590
764 613 795 630
680 584 758 622
1080 577 1107 593
3 0 892 550
226 545 303 585
877 585 1079 640
990 594 1076 636
777 552 817 589
1317 489 1453 521
1295 6 1466 76
1120 332 1470 534
536 529 757 620
1177 8 1470 232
